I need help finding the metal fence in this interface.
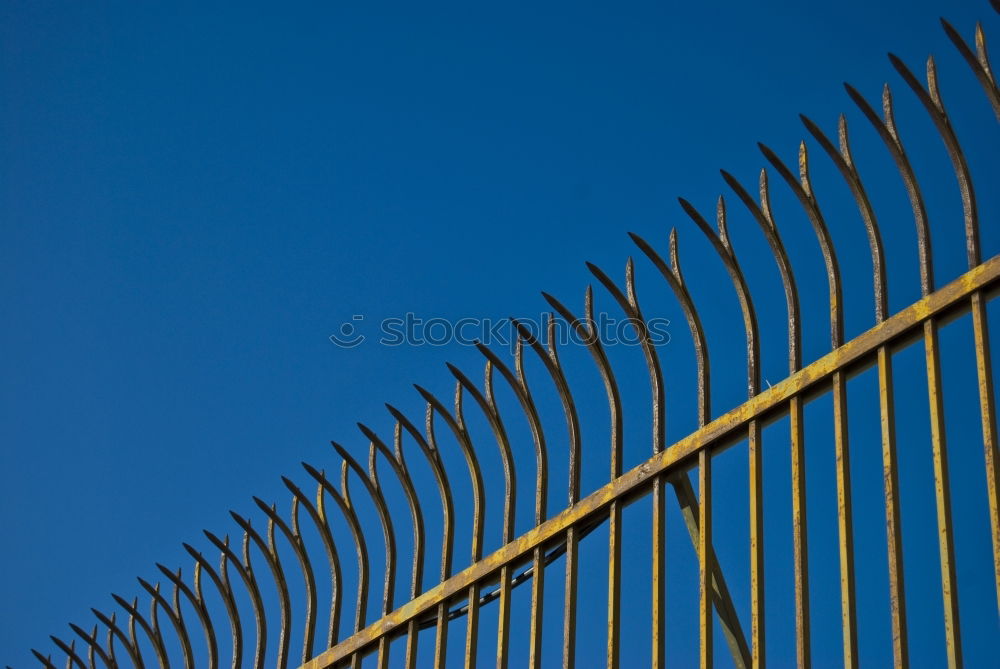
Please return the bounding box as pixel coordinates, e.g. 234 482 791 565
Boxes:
26 3 1000 669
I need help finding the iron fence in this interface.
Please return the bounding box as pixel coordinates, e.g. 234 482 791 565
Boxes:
24 3 1000 668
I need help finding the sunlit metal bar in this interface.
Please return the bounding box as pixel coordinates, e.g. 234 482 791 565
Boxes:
700 448 713 669
789 396 810 668
877 347 908 668
681 192 761 669
924 320 963 668
496 565 512 669
607 499 622 668
749 418 764 669
971 290 1000 614
563 524 578 669
652 475 666 669
832 372 858 668
527 541 544 668
464 582 480 668
433 601 448 669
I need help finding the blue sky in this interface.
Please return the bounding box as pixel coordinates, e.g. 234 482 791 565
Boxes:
2 1 998 667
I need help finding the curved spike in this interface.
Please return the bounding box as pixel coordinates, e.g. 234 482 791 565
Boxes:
111 594 168 669
722 169 803 371
474 340 548 524
279 477 344 648
358 422 426 599
630 229 711 425
49 636 87 669
515 334 550 522
201 531 266 669
679 196 761 397
91 609 142 669
759 142 844 348
30 650 58 669
387 402 456 581
157 564 219 669
82 632 95 669
414 383 486 562
482 360 517 536
253 497 318 664
182 543 242 669
545 284 627 665
363 425 429 668
230 512 291 669
940 19 1000 120
126 602 139 667
588 255 673 669
542 288 624 478
588 257 666 455
103 613 118 668
149 586 162 666
846 82 934 295
82 625 101 669
446 361 517 543
299 465 369 636
800 114 889 323
137 578 194 669
171 568 183 619
248 514 290 665
159 579 191 669
101 629 113 667
510 317 581 504
890 53 980 268
68 624 113 669
387 422 426 596
331 441 398 617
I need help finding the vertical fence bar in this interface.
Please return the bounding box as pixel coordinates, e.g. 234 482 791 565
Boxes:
790 396 810 669
700 449 713 669
496 566 512 669
607 501 622 669
404 619 419 669
528 545 545 668
465 584 480 669
376 636 389 669
563 526 579 669
923 320 963 668
563 386 581 669
434 601 449 669
832 371 858 668
971 291 1000 614
877 347 909 668
652 475 666 669
750 419 765 669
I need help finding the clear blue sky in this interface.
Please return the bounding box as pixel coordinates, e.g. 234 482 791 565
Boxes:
2 1 998 667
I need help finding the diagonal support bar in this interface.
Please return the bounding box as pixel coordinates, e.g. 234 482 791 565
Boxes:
668 472 752 668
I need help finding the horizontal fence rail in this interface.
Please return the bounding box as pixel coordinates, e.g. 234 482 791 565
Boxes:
21 3 1000 669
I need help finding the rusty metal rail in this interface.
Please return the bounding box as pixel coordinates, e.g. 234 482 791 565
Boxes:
25 3 1000 668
